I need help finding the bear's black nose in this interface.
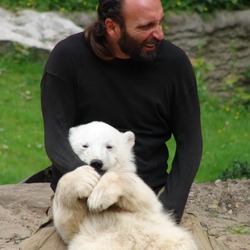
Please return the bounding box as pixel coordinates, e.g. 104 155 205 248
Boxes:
90 159 103 171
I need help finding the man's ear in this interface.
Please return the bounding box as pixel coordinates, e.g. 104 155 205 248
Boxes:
105 18 120 37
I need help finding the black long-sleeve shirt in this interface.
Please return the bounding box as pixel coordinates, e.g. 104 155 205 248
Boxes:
41 32 202 222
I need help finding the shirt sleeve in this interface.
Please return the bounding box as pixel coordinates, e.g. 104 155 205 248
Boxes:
159 53 203 223
41 55 85 175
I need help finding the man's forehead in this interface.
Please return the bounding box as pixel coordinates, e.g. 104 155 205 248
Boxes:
123 0 162 11
122 0 164 23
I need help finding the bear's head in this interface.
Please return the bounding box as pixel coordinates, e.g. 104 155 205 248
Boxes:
69 121 136 173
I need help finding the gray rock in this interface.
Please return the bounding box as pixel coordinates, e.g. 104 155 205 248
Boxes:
1 180 249 249
0 8 82 51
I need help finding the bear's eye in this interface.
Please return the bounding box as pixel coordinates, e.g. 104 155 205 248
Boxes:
82 144 89 148
106 145 113 149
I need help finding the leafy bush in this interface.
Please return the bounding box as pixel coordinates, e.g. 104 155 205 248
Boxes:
1 0 250 13
162 0 250 13
218 161 250 181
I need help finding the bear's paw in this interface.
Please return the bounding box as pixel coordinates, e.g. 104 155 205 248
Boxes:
69 166 101 199
87 172 122 212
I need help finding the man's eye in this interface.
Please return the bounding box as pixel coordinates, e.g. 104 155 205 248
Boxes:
141 24 152 30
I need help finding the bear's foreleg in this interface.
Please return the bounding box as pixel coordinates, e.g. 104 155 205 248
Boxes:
53 166 100 243
87 172 162 214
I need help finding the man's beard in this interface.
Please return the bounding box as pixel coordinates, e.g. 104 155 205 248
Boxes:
118 29 160 62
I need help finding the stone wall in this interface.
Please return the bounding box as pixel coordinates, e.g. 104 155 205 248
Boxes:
164 10 250 90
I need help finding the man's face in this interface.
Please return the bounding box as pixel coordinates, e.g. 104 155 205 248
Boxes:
118 27 161 61
117 0 165 61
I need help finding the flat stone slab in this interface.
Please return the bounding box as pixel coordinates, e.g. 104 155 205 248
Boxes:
0 183 52 249
0 180 249 249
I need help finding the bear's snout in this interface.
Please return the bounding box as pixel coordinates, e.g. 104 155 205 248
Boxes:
90 159 104 175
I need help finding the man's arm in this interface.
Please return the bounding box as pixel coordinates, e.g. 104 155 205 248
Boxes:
159 51 202 223
41 72 85 175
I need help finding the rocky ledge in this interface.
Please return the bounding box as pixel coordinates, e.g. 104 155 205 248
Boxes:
0 179 249 249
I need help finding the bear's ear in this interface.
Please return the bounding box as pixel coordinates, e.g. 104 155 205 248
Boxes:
69 127 75 135
68 127 77 138
123 131 135 148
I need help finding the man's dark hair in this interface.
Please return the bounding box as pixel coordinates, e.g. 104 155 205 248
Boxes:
84 0 125 60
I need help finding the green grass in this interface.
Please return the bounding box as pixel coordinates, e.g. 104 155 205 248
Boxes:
197 103 249 182
0 46 249 184
167 102 250 182
0 48 50 184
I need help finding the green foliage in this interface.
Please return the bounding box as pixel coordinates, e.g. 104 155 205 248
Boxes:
161 0 250 13
1 0 250 13
0 0 98 12
218 161 250 181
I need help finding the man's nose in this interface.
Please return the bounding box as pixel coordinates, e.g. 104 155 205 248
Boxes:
152 25 164 40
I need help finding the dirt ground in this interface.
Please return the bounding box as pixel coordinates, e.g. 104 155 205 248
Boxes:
185 179 250 250
0 179 249 250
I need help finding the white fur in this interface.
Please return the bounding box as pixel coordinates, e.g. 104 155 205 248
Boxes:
53 121 197 250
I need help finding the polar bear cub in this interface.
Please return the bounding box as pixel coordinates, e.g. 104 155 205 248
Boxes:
53 121 197 250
